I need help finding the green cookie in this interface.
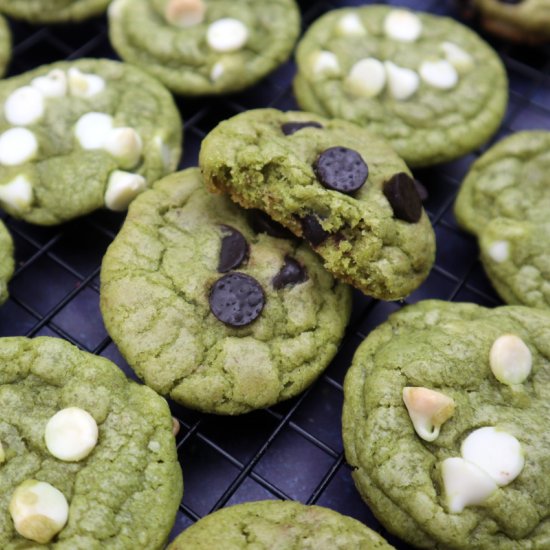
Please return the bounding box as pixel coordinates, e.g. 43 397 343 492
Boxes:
0 58 182 225
293 5 508 167
168 500 395 549
0 0 110 23
108 0 300 96
343 299 550 549
455 131 550 308
100 168 351 415
461 0 550 43
0 336 182 549
0 219 13 305
200 108 435 300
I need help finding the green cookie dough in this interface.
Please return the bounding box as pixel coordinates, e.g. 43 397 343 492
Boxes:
100 168 351 415
455 131 550 308
0 0 110 23
343 299 550 549
168 500 395 549
293 5 508 167
0 219 13 305
0 336 182 549
108 0 300 96
200 108 435 300
461 0 550 43
0 58 182 225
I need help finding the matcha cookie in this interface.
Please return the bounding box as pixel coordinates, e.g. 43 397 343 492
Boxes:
200 108 435 300
343 299 550 549
100 168 351 415
455 131 550 308
0 219 13 305
459 0 550 43
0 336 182 548
0 58 182 225
0 0 110 23
293 5 508 167
108 0 301 96
168 500 395 549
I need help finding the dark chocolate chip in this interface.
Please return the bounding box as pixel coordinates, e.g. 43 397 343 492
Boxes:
272 256 308 289
299 215 330 247
497 0 522 4
281 121 323 136
383 172 422 223
313 147 368 194
414 179 429 202
248 209 294 239
209 273 265 327
218 225 249 273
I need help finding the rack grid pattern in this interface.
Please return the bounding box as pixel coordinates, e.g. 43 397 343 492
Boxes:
1 1 550 547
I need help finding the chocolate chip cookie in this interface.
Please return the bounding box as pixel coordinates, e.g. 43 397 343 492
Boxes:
168 500 395 549
0 219 13 305
100 168 351 415
293 5 508 167
200 108 435 300
343 299 550 549
108 0 300 96
455 131 550 308
0 0 110 23
0 336 182 548
0 58 182 225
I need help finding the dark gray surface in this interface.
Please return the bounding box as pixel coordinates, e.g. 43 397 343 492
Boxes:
1 1 549 547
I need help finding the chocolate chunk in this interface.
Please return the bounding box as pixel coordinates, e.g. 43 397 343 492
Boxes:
281 121 323 136
218 225 249 273
414 179 428 202
248 209 294 239
299 215 330 247
209 273 265 327
383 172 422 223
313 147 368 194
272 256 308 289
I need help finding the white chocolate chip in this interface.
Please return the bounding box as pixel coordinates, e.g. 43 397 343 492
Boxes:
210 61 225 82
165 0 206 27
103 127 143 169
312 51 341 77
488 240 509 263
384 61 419 100
0 128 38 166
4 86 44 126
0 440 5 463
9 480 69 544
461 427 524 486
74 112 114 150
148 440 161 452
172 417 180 437
490 334 532 385
337 13 366 36
207 18 248 53
0 175 33 212
68 68 105 98
45 407 98 462
154 135 172 170
440 42 474 73
419 60 458 90
104 170 147 211
402 387 455 441
108 0 128 19
31 69 67 98
442 457 497 513
384 9 422 42
346 58 386 98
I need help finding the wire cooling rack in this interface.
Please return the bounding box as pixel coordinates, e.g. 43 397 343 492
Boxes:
1 0 550 547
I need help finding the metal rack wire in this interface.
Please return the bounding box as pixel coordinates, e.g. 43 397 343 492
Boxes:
1 0 549 547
